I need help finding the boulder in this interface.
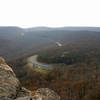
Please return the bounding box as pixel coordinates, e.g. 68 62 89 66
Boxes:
16 88 60 100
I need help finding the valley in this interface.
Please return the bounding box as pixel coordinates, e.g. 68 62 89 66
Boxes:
1 26 100 100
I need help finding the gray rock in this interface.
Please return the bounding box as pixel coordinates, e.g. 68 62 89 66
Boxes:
16 88 60 100
34 88 60 100
0 57 31 100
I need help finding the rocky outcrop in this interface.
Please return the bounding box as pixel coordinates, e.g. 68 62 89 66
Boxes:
0 57 60 100
16 88 60 100
34 88 60 100
0 57 31 100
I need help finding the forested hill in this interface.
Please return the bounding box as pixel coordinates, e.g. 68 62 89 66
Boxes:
0 26 100 61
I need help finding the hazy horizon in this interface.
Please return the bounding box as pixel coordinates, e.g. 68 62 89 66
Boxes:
1 25 100 29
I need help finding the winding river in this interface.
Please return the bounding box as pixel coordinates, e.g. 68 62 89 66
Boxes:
27 55 53 70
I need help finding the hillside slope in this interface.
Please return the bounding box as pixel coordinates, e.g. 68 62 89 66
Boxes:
0 57 60 100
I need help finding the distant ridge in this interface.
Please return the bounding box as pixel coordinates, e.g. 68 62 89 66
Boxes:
0 26 100 32
25 26 100 32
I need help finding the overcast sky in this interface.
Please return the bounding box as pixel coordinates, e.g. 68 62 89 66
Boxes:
0 0 100 28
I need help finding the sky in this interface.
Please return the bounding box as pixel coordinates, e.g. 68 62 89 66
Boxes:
0 0 100 28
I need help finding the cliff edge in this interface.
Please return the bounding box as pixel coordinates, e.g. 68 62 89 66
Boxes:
0 57 60 100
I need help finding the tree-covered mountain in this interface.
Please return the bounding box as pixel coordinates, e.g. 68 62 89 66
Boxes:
0 26 100 61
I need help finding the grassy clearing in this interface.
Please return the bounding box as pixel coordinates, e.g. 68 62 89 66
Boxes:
26 63 50 74
32 67 50 74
